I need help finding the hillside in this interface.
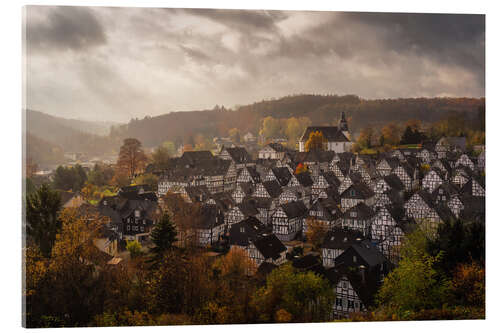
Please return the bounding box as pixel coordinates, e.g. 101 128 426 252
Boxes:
27 110 120 136
114 94 485 147
25 110 122 161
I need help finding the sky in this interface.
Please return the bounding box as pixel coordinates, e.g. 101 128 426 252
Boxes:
24 6 485 122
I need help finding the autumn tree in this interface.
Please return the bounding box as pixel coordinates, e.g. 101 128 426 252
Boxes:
228 128 241 143
376 230 452 316
26 208 111 326
127 240 143 259
151 145 171 171
134 173 159 189
451 262 485 307
381 123 402 146
116 138 148 180
285 117 311 148
162 193 202 248
305 218 329 251
295 162 308 174
26 184 62 257
305 130 326 152
251 264 335 323
259 116 282 141
356 126 375 149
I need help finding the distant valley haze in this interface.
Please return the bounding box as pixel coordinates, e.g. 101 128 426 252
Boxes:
24 6 484 123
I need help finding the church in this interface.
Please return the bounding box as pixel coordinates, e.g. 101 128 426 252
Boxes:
298 112 353 153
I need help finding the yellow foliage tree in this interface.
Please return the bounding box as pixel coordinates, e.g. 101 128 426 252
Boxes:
305 131 326 152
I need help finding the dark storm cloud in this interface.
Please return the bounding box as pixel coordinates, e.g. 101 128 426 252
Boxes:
25 7 485 122
26 6 107 52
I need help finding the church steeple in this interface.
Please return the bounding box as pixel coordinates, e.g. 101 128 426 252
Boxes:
339 111 348 132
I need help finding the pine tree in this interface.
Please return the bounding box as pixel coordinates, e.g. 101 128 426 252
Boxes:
148 212 178 268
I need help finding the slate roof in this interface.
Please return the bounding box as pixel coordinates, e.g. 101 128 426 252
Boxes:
185 185 211 203
267 143 288 152
245 166 261 182
300 126 350 142
271 167 292 186
237 200 260 217
295 172 314 187
383 174 405 192
262 180 282 198
340 239 388 269
197 204 225 229
322 228 365 250
312 197 342 220
324 266 382 309
224 147 252 164
228 216 269 246
253 234 287 260
281 201 309 219
322 171 341 187
343 202 376 220
292 252 326 276
341 182 375 200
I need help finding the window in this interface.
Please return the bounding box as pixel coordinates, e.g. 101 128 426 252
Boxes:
350 211 357 218
336 298 343 307
353 255 357 263
348 300 354 309
135 210 140 218
342 282 348 290
127 225 130 231
240 227 245 233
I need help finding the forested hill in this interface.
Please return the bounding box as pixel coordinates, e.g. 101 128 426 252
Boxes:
27 110 120 136
115 94 485 147
25 110 122 163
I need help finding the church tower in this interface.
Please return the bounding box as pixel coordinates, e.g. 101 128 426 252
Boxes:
339 112 350 140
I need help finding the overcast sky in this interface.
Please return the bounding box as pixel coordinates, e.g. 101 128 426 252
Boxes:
25 6 485 122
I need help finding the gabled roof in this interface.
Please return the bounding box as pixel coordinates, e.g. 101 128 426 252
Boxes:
322 171 341 187
197 204 225 229
237 200 260 217
292 252 326 276
262 180 282 198
341 182 375 200
322 228 365 250
342 202 376 220
295 172 314 187
339 239 388 269
245 166 261 182
271 167 292 186
228 216 269 246
434 204 456 223
185 185 211 203
383 174 405 192
300 126 350 142
253 234 287 260
224 147 252 164
281 201 309 219
415 189 436 208
266 143 288 152
324 266 382 309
